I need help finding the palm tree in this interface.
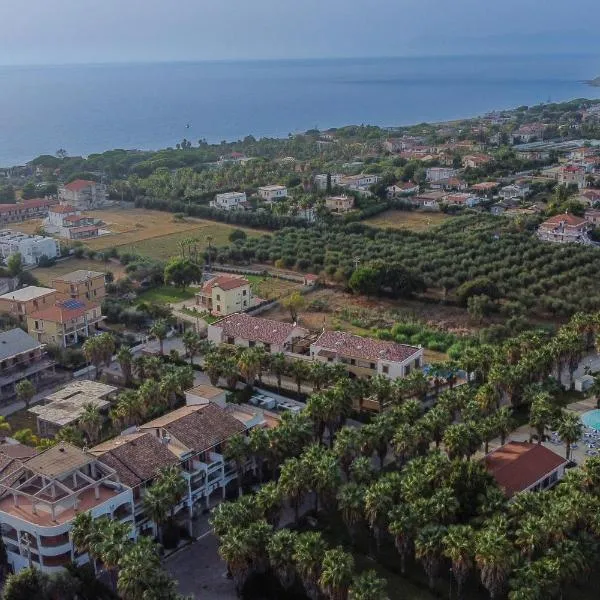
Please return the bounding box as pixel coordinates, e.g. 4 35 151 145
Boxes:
72 512 100 573
182 330 201 365
443 525 475 600
333 426 360 477
415 524 447 591
270 352 287 392
528 392 555 444
279 457 310 523
289 359 310 397
267 529 298 590
224 433 248 497
319 547 354 600
203 350 222 386
116 346 133 386
150 319 169 355
237 348 261 389
219 527 252 596
221 354 240 389
337 482 365 541
78 402 103 445
370 374 393 412
494 406 514 445
556 411 583 460
388 504 416 575
83 337 104 379
309 360 332 391
475 523 515 600
95 518 132 590
305 446 341 513
349 456 375 486
348 570 389 600
254 481 282 527
117 536 162 600
293 531 327 600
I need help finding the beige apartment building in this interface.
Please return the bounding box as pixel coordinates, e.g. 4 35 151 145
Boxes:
51 270 106 302
0 286 57 324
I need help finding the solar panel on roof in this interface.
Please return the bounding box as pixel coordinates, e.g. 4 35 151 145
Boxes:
61 299 85 309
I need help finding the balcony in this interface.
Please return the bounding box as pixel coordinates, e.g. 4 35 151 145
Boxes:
42 551 72 568
114 503 133 521
0 358 54 387
40 533 70 548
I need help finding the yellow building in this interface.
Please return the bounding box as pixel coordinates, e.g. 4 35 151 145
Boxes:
51 270 106 302
0 286 57 324
196 275 254 316
27 300 104 348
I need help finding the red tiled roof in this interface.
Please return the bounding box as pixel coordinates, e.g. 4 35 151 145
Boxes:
213 313 308 345
69 226 99 234
0 198 57 215
64 179 95 192
484 442 567 497
471 182 499 190
91 433 179 487
30 300 99 323
63 215 86 222
50 204 77 214
313 330 421 363
201 275 249 294
562 165 584 173
541 213 587 228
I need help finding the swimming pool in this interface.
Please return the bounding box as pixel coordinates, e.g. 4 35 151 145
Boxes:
581 410 600 431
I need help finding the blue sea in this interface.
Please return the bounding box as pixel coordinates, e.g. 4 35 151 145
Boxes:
1 54 600 167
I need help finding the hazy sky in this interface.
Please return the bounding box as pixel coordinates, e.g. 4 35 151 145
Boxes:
1 0 599 65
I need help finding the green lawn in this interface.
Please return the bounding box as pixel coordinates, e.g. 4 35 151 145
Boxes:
137 286 196 304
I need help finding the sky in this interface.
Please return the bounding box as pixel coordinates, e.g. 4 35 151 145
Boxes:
1 0 599 65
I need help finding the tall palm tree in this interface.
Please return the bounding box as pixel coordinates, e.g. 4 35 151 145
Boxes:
254 481 282 527
348 570 389 600
443 525 475 600
415 524 447 591
289 359 310 397
319 547 354 600
117 536 162 600
269 352 287 392
494 406 514 445
237 348 261 389
219 527 252 596
388 504 416 575
333 427 360 478
150 319 169 356
224 433 248 498
72 512 100 573
475 523 515 600
267 529 298 590
203 350 223 386
556 411 583 460
293 532 327 600
279 457 310 523
116 346 133 386
182 330 201 365
83 337 104 379
78 402 103 445
337 483 365 541
528 392 555 444
95 518 132 590
309 360 332 392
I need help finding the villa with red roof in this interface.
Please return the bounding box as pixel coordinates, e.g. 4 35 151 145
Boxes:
310 330 423 380
208 313 310 354
484 442 567 498
558 165 587 190
196 275 255 316
58 179 107 209
537 213 591 244
46 205 99 239
0 198 57 226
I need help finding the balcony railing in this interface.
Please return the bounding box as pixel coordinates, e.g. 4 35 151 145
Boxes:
40 533 70 548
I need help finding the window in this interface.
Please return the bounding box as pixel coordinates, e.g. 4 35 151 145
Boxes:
264 344 271 353
217 305 221 313
404 365 411 376
227 336 235 344
249 341 256 348
415 357 421 368
369 362 376 370
216 294 221 301
243 290 247 296
382 365 389 375
350 359 356 366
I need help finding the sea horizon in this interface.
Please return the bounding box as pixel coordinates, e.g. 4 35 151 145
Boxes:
1 53 600 168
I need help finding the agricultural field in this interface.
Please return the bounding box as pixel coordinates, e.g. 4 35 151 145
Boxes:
12 208 262 261
32 258 128 286
243 274 301 301
363 209 450 231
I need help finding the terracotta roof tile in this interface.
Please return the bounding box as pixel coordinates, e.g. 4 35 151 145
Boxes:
201 275 249 294
541 213 587 228
313 330 420 363
484 442 567 497
212 313 308 346
64 179 95 192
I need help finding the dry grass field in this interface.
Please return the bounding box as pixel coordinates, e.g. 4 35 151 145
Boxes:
364 210 450 231
32 258 128 286
11 208 263 262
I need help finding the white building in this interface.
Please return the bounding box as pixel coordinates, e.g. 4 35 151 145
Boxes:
258 185 288 202
0 230 60 266
338 174 380 193
0 443 135 574
58 180 107 210
314 174 344 191
426 167 458 183
310 330 423 380
210 191 248 211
